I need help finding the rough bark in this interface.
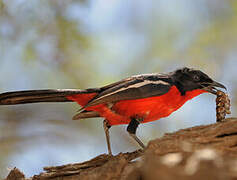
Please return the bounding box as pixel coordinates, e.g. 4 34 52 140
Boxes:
6 118 237 180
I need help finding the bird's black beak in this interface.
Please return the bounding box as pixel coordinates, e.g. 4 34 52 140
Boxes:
203 81 226 95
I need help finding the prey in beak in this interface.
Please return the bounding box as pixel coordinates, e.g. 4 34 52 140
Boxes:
202 81 227 95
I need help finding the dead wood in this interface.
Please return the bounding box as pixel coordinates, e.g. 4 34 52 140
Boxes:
5 118 237 180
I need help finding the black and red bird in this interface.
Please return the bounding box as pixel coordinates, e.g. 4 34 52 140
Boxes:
0 67 226 154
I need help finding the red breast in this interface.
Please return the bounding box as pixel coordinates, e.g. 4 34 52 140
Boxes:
70 86 206 126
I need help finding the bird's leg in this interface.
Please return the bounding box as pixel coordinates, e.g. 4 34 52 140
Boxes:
127 118 145 149
103 119 112 155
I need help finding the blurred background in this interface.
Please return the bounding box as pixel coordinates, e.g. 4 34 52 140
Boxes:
0 0 237 178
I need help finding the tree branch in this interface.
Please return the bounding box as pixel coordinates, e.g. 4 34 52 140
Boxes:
6 118 237 180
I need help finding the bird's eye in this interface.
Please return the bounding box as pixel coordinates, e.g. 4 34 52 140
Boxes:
193 75 200 81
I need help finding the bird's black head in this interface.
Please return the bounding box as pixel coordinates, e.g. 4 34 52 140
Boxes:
171 67 226 95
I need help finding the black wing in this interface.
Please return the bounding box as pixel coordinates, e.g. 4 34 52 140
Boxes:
84 73 173 107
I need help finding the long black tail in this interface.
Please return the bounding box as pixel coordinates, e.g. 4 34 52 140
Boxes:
0 89 100 105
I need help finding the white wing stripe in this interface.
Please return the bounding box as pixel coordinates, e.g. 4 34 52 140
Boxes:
94 80 169 102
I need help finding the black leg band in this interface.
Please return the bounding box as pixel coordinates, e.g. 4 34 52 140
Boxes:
127 118 140 134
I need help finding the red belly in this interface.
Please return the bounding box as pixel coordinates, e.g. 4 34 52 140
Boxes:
68 86 207 126
99 86 206 125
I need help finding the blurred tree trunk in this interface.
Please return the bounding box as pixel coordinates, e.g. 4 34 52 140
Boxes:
6 118 237 180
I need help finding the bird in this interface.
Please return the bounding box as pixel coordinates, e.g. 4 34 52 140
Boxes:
0 67 226 155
